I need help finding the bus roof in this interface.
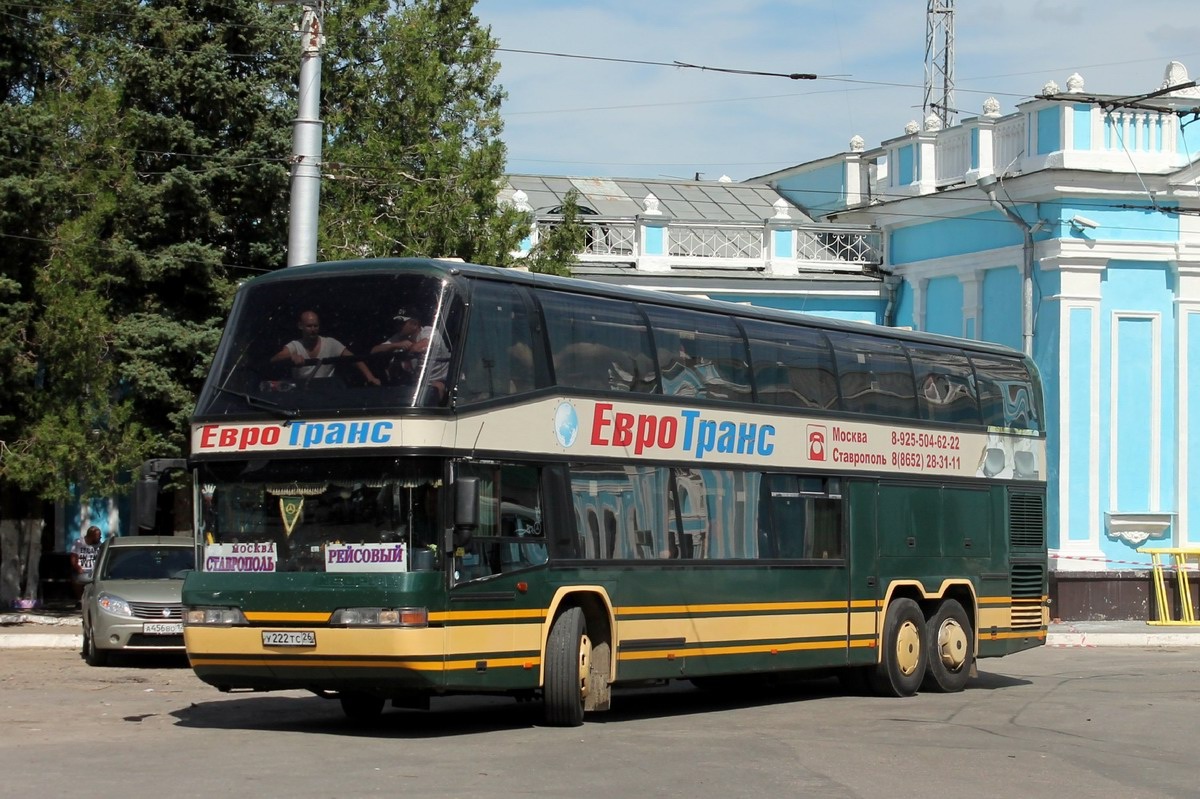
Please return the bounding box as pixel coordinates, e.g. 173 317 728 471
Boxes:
248 258 1028 362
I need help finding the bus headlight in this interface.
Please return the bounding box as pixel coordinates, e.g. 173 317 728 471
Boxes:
329 607 428 628
185 607 249 626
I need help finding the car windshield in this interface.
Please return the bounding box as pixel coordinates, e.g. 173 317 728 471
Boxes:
101 547 195 580
197 456 443 574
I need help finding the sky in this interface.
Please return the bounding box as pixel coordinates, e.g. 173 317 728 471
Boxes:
474 0 1200 182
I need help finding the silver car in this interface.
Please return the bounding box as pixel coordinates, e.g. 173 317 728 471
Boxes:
81 536 196 666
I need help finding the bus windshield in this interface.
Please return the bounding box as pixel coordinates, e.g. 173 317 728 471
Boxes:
196 457 443 574
196 271 463 416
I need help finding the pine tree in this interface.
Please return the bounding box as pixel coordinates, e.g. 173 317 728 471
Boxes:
0 0 295 499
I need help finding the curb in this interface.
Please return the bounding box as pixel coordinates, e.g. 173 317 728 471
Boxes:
0 633 82 649
1045 632 1200 648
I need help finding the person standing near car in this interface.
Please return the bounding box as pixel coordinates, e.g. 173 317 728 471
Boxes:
70 525 102 605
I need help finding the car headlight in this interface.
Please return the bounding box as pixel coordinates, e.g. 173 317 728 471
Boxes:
184 607 249 626
329 607 428 628
96 593 133 618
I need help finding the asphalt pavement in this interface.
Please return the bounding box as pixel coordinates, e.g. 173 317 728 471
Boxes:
3 607 1200 648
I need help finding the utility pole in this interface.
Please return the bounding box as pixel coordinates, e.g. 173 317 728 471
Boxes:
287 1 324 267
923 0 955 127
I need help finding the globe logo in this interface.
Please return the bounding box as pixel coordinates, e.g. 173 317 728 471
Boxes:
554 401 579 448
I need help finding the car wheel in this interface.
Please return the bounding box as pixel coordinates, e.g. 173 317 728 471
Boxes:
84 624 109 667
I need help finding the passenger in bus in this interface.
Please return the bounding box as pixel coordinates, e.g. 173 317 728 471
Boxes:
370 308 451 405
271 310 381 386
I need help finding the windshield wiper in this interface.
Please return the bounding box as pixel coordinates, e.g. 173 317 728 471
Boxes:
214 386 299 421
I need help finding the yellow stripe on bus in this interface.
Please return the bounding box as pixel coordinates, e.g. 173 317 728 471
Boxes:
244 611 332 623
977 595 1048 606
191 653 541 669
429 608 547 622
616 599 877 617
619 638 877 661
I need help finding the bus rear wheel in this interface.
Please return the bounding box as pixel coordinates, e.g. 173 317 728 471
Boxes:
544 606 590 727
870 598 927 697
921 600 973 693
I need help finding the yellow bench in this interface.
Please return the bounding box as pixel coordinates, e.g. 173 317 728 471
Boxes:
1139 547 1200 625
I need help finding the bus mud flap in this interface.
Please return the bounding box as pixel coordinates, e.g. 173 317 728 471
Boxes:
584 641 612 712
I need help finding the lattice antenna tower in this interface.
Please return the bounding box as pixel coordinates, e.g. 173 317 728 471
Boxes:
923 0 955 127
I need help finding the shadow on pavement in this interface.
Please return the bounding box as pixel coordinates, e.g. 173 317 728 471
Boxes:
167 671 1026 737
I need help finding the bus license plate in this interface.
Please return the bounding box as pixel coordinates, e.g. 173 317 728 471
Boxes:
262 630 316 647
143 622 184 635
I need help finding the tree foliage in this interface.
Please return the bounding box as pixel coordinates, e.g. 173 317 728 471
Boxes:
319 0 529 264
524 190 586 277
0 1 294 501
0 0 575 512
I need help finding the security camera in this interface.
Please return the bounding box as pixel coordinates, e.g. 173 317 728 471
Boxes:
1070 215 1099 230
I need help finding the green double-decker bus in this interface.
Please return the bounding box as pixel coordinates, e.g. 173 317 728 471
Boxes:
182 257 1047 725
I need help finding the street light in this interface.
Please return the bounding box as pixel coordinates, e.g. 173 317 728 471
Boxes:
272 0 325 267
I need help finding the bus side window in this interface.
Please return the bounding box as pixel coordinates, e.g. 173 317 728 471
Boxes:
972 355 1040 432
758 475 844 560
908 345 981 425
829 332 919 419
642 306 751 403
742 320 839 410
457 282 543 404
537 291 656 393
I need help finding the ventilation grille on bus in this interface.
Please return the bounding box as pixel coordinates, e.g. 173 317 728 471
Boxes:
1009 491 1046 550
1010 563 1045 629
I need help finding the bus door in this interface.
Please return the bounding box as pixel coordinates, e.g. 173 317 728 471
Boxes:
844 479 880 666
758 474 854 669
443 462 548 693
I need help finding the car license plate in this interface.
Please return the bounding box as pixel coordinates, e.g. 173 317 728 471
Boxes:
143 622 184 635
261 630 316 647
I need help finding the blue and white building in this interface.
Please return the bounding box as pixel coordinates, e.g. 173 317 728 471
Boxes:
508 62 1200 617
759 63 1200 610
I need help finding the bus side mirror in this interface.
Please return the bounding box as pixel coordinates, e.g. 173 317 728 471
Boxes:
453 477 480 547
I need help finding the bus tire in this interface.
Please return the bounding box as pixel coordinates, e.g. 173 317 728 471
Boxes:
921 599 973 693
544 606 589 727
870 598 926 697
339 692 385 722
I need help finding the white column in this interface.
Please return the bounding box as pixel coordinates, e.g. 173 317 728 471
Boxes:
1173 245 1200 547
1042 255 1107 570
961 274 981 339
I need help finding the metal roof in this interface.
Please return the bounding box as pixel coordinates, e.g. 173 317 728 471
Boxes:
503 174 811 223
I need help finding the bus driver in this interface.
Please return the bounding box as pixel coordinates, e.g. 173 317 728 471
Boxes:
271 310 381 386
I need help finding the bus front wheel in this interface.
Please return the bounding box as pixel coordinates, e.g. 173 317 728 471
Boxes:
921 599 973 693
870 598 927 697
544 606 590 727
